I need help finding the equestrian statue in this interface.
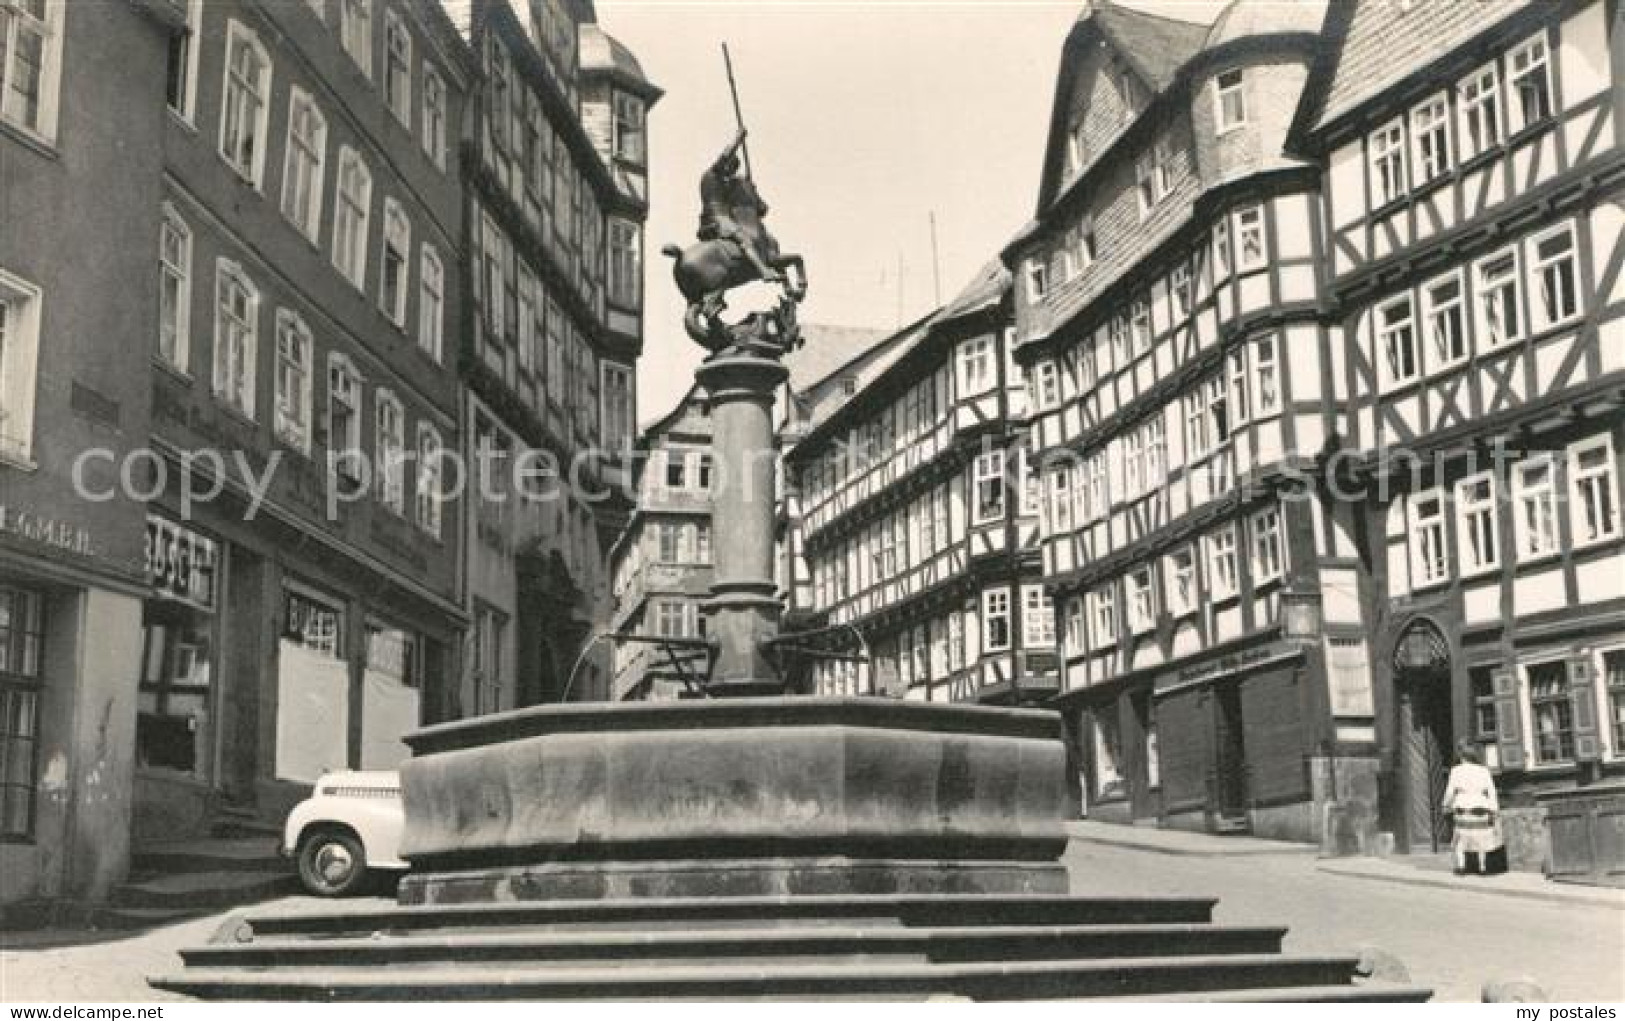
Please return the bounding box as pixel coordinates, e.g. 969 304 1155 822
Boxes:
661 49 807 355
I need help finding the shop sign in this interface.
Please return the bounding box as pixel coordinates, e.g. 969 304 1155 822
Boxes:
0 504 95 557
1158 639 1300 696
146 515 218 611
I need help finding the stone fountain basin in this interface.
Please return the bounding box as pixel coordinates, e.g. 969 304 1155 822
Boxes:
397 697 1071 903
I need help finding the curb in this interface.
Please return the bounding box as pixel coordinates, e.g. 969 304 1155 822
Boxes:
1064 826 1319 858
1314 859 1625 910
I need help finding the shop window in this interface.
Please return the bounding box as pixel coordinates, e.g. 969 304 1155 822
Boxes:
0 585 44 839
361 623 419 770
140 518 220 778
1327 636 1375 717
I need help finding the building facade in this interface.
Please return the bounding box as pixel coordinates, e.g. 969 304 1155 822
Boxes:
786 265 1060 705
1306 0 1624 869
449 0 657 713
139 0 474 840
1011 0 1624 864
606 386 715 701
1 0 174 906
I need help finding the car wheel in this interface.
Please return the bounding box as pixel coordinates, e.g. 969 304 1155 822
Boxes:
297 829 368 897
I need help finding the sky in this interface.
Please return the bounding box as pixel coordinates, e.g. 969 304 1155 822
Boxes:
596 1 1229 423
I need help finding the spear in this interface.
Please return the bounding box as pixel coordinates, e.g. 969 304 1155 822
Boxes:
721 42 754 181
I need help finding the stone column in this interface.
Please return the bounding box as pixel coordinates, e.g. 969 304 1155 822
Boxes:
694 350 789 694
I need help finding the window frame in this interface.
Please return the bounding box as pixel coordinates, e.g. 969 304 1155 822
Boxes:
973 450 1005 525
280 87 328 243
1527 221 1580 333
1506 31 1553 135
383 7 412 125
212 259 259 420
421 65 448 170
1368 117 1408 207
1568 434 1621 548
218 19 273 188
333 148 373 290
374 388 406 514
1408 487 1450 589
1214 67 1246 132
273 309 314 454
1512 454 1560 562
1473 245 1523 349
340 0 373 78
379 197 412 328
1421 268 1467 374
1235 206 1266 272
1411 91 1452 184
1090 585 1117 648
158 206 193 374
166 0 203 125
981 587 1012 654
1166 545 1197 618
0 268 43 464
418 244 443 361
1250 506 1284 586
1206 524 1239 601
326 352 363 478
1454 471 1501 577
1457 61 1503 161
1376 292 1419 391
0 0 64 142
415 421 443 538
1126 566 1156 635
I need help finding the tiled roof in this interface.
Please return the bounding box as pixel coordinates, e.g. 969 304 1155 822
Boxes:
782 323 897 395
1204 0 1329 50
579 22 663 100
1312 0 1529 131
938 259 1011 323
1090 0 1211 90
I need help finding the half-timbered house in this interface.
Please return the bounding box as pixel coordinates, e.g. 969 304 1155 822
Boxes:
785 265 1059 704
1309 0 1625 873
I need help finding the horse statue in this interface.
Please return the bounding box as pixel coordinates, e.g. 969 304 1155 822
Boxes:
662 129 807 353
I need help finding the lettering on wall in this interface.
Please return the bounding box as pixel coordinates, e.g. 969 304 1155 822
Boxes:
0 504 96 557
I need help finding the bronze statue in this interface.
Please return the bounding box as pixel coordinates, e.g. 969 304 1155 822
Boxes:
662 128 807 353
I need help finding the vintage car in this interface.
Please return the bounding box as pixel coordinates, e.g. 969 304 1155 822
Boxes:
283 770 408 896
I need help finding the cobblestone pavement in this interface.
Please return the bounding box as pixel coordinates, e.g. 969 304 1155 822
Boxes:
2 841 1621 1003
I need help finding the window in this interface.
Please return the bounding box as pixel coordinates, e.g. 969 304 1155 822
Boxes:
1047 463 1073 534
1458 63 1502 160
1130 295 1151 356
1528 660 1573 764
609 220 640 308
471 603 505 715
327 354 361 477
274 311 313 453
1206 525 1238 599
1422 271 1466 371
1091 710 1124 800
655 522 679 563
1170 262 1192 318
0 585 44 838
418 245 443 361
1033 360 1060 410
281 89 327 242
1250 507 1283 585
1475 247 1521 348
1 0 62 139
166 0 202 123
958 336 994 396
1228 347 1249 428
695 523 712 565
1471 667 1498 745
601 363 634 451
1251 334 1279 416
1078 216 1098 269
333 149 373 289
982 589 1011 653
1135 150 1158 217
341 0 371 77
1509 456 1560 561
697 452 714 490
1569 435 1620 546
1183 387 1210 462
1090 586 1116 647
664 450 688 490
415 423 443 538
1235 206 1266 270
158 208 192 373
384 10 410 124
1409 489 1449 587
422 67 447 169
212 261 258 418
1529 223 1578 331
219 21 272 186
1377 294 1418 389
1369 119 1407 206
1022 585 1054 648
380 199 411 327
1411 93 1451 183
1507 33 1552 133
1212 217 1231 280
1066 125 1086 175
613 92 645 165
1108 312 1130 365
1166 546 1196 617
1064 596 1084 653
1025 259 1049 303
375 390 405 513
1214 68 1245 130
1455 473 1499 574
1605 650 1625 756
974 450 1005 524
0 270 40 462
1126 567 1155 634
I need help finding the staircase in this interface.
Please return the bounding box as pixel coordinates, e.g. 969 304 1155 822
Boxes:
150 892 1431 1001
102 838 296 930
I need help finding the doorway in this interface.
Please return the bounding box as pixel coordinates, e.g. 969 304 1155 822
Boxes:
1394 620 1454 853
1213 683 1249 829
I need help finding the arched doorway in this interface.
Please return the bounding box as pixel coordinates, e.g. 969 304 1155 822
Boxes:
1393 619 1453 853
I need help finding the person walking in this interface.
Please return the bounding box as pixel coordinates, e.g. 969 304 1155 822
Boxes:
1442 740 1503 875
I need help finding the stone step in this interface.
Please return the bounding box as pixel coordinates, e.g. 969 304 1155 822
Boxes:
183 921 1288 970
131 838 287 876
113 871 298 911
235 892 1218 940
149 952 1366 1001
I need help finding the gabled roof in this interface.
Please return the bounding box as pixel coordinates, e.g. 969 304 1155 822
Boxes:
1311 0 1527 132
579 22 664 103
781 324 897 396
1036 1 1210 211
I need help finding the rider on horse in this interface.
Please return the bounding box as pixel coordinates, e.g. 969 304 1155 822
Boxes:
697 129 782 284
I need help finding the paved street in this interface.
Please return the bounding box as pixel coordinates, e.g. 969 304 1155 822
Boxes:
3 836 1621 1003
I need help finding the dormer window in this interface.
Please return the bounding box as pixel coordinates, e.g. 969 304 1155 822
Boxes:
1215 68 1246 131
1025 258 1049 303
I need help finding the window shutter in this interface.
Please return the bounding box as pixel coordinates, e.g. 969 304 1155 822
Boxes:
1491 668 1526 772
1568 655 1600 763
